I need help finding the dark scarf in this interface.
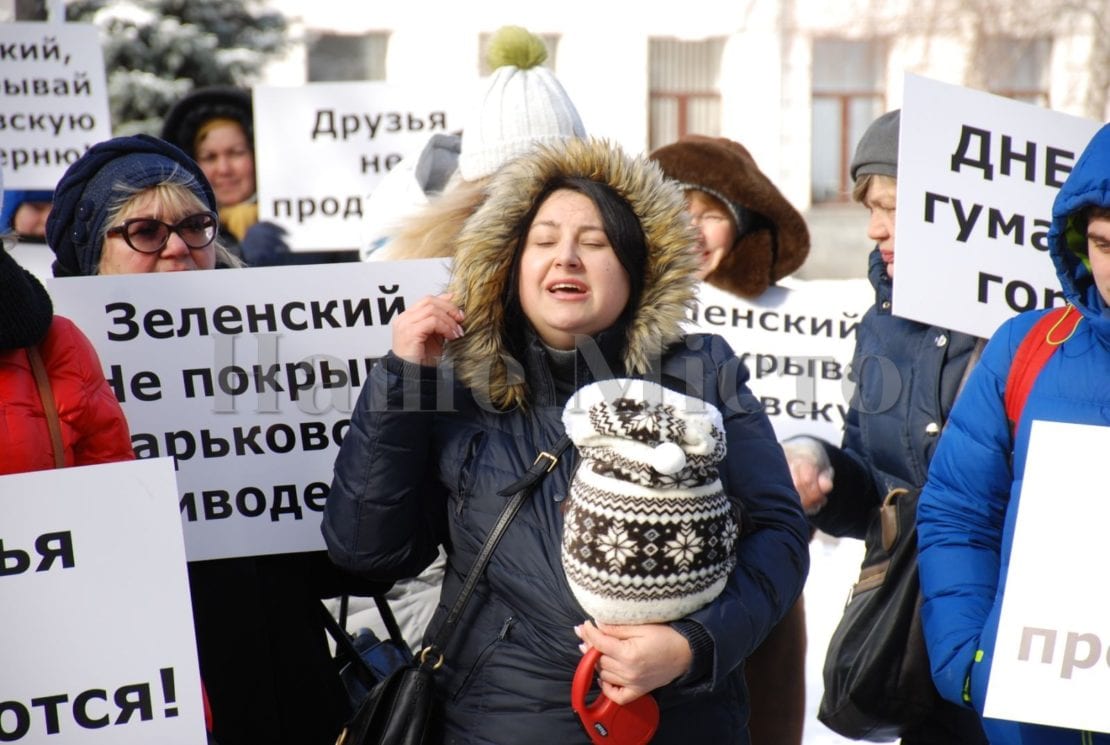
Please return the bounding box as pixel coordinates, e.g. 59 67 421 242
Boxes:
0 250 53 350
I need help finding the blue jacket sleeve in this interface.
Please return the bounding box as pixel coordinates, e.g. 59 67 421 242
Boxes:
322 353 447 580
916 318 1023 709
672 336 811 690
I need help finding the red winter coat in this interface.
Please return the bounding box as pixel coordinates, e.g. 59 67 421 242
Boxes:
0 316 133 474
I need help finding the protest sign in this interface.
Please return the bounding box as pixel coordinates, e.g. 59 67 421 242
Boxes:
9 242 54 284
895 74 1101 339
49 259 452 561
688 278 872 443
0 458 204 744
253 82 462 252
984 420 1110 733
0 22 112 190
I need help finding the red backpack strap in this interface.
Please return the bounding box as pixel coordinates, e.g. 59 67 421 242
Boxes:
1004 305 1081 437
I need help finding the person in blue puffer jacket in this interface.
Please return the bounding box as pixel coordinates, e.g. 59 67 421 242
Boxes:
323 137 810 744
917 124 1110 743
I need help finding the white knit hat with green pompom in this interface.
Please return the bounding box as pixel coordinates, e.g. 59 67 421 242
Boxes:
458 26 586 181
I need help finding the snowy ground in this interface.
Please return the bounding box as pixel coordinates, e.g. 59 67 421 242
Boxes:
801 533 869 745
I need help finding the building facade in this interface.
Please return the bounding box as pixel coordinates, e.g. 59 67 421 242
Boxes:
261 0 1106 276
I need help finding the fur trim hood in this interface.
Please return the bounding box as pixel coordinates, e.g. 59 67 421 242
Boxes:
650 135 809 298
446 138 699 410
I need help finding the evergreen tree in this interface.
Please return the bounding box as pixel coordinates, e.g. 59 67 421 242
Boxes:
66 0 288 136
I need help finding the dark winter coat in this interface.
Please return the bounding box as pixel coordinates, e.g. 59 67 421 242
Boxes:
811 248 981 539
809 248 987 744
918 122 1110 744
323 139 810 744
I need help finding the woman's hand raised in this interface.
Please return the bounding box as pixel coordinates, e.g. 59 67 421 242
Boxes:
391 293 465 366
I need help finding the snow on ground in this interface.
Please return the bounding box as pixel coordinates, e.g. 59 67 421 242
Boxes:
802 533 870 745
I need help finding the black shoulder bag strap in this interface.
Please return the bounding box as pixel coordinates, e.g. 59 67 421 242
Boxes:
417 434 572 669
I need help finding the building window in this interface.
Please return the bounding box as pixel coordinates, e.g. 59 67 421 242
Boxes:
811 38 886 203
479 32 560 74
978 36 1051 106
307 32 388 82
648 37 725 151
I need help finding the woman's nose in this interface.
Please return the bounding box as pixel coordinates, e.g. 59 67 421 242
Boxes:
553 241 582 266
867 212 888 241
160 231 190 257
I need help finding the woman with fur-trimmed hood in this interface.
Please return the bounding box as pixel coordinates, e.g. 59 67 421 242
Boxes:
324 138 809 743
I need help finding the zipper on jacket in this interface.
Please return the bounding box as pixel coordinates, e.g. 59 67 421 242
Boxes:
456 431 486 515
451 616 514 701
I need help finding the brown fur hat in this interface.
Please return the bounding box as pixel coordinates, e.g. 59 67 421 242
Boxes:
650 135 809 298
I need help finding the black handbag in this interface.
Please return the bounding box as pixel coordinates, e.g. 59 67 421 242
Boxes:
336 436 572 745
817 487 942 741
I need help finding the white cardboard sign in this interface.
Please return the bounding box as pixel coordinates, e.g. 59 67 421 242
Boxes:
984 420 1110 732
0 458 205 744
0 22 112 190
895 74 1101 339
49 259 452 561
687 277 872 444
253 82 462 252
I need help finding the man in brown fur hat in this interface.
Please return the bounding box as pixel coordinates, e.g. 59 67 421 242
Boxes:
649 135 810 745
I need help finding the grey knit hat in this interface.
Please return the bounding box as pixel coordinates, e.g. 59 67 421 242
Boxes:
850 109 901 182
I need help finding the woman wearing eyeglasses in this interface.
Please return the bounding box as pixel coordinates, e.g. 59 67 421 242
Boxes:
45 135 239 277
44 134 356 745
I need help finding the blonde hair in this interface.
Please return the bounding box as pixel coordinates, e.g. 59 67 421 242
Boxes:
101 177 243 270
852 173 895 204
194 117 244 152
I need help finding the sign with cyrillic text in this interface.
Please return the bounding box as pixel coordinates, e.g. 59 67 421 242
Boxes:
0 458 204 744
985 420 1110 732
253 82 462 252
687 278 872 444
49 259 452 561
895 74 1101 339
0 22 112 190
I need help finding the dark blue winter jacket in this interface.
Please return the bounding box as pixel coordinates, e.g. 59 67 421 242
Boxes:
323 139 810 744
810 248 980 539
918 122 1110 744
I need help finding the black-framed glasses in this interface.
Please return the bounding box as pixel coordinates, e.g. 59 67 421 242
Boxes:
106 211 219 254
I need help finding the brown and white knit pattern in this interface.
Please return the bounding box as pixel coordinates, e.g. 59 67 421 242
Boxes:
561 379 738 624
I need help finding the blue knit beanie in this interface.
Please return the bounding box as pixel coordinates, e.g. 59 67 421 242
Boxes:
46 134 215 277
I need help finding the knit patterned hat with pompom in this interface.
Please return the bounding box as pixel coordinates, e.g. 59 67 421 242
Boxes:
561 378 739 624
458 26 586 181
